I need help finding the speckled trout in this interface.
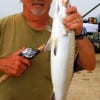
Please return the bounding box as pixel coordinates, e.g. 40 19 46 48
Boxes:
45 0 75 100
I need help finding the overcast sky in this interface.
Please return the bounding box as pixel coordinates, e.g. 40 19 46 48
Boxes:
0 0 22 18
0 0 100 19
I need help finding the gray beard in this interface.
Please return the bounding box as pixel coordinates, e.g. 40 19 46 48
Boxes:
31 9 45 16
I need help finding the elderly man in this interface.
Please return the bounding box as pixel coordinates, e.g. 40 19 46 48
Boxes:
0 0 95 100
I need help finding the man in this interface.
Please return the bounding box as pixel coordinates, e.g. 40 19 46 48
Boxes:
0 0 96 100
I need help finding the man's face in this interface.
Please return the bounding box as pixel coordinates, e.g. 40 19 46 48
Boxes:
21 0 51 16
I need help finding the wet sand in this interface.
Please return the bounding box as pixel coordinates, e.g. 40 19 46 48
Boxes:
67 54 100 100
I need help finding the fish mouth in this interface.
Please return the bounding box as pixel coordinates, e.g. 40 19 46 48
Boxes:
62 0 69 6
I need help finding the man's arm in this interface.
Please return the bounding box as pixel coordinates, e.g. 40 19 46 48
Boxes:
76 36 96 71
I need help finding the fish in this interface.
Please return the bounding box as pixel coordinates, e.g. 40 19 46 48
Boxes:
45 0 75 99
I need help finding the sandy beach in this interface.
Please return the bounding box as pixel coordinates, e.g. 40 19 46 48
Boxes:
67 54 100 100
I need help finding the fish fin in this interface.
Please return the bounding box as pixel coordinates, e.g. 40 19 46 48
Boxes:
49 0 59 18
44 38 52 52
45 38 58 56
54 43 57 56
53 39 58 56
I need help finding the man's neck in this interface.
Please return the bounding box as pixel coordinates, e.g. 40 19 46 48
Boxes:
23 10 50 31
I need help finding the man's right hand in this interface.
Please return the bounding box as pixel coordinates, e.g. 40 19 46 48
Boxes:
0 48 31 77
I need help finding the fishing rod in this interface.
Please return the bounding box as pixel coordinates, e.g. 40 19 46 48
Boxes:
82 3 100 18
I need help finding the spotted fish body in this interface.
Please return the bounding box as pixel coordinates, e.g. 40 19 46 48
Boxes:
45 0 75 100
